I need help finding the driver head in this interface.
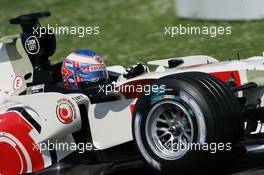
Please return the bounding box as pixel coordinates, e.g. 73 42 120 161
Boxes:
61 49 108 90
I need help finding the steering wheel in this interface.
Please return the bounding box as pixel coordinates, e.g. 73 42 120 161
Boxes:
9 12 50 25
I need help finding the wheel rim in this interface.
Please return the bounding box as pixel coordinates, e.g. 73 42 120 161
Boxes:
145 100 194 160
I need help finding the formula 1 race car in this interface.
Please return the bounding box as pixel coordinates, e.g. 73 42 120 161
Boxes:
1 12 264 175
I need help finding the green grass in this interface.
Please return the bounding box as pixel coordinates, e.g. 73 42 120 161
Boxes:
1 0 264 67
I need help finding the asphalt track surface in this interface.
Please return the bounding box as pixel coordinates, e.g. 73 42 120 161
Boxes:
38 152 264 175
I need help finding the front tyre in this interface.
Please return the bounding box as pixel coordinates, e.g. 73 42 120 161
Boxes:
132 72 244 175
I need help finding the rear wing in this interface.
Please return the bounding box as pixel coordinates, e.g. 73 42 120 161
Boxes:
147 55 219 68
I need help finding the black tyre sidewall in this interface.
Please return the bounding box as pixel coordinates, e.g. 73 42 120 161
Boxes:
133 78 218 174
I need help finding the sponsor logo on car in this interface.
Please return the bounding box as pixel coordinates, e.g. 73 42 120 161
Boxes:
247 121 264 135
13 76 23 90
24 36 40 55
56 98 76 124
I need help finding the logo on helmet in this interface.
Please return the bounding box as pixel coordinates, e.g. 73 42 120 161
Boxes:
95 56 103 63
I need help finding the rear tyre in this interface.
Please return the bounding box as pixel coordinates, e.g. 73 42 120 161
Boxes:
132 72 244 174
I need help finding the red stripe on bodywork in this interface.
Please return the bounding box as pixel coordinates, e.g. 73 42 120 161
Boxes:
210 71 241 86
130 104 135 114
0 112 44 174
120 71 241 99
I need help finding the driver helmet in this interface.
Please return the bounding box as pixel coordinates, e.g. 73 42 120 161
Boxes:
62 50 108 89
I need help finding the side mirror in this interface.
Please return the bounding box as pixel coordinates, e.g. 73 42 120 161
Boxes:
168 59 184 68
24 72 32 80
10 12 51 33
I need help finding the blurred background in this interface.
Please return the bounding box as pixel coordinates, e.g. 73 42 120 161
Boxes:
0 0 264 66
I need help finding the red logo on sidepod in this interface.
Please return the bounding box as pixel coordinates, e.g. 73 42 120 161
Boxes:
56 102 74 124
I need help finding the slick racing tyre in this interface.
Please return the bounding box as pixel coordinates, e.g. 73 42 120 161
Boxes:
132 72 244 175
